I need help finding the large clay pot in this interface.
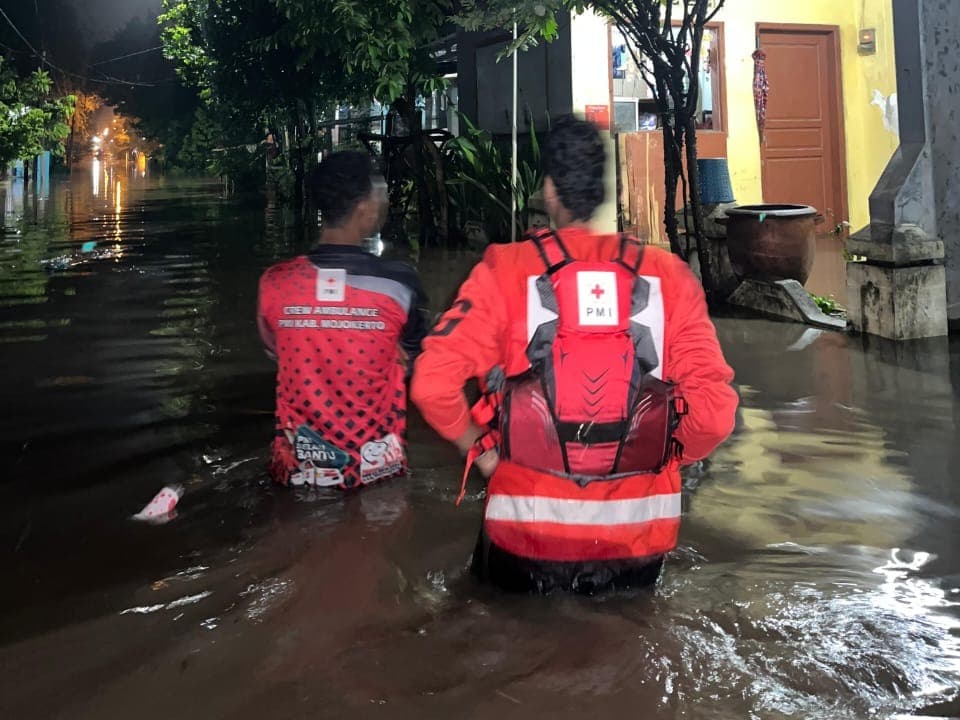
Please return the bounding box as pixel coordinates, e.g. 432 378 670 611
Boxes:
724 204 817 285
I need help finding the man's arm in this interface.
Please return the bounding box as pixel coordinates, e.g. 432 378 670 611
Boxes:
257 273 278 362
410 254 507 457
662 255 739 462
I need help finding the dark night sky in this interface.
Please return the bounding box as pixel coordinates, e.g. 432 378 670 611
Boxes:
70 0 163 42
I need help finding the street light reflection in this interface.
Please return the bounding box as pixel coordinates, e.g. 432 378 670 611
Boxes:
114 179 123 258
92 159 100 197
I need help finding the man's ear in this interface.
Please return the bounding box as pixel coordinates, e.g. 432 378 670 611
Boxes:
353 194 375 231
543 176 559 217
543 176 556 201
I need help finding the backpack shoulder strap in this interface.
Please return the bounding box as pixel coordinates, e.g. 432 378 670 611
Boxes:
526 228 573 272
617 233 645 274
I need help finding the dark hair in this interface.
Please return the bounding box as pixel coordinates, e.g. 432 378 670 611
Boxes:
308 151 377 227
544 115 606 222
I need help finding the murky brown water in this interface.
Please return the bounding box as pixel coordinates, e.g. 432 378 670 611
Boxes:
0 170 958 719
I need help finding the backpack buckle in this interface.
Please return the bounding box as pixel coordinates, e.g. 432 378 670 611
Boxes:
674 396 689 417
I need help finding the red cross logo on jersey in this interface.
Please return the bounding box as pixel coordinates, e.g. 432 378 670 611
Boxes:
591 284 606 299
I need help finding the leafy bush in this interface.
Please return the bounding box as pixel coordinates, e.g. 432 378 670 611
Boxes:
444 114 547 243
0 58 74 167
177 106 263 190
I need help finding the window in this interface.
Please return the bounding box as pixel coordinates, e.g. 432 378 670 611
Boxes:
613 97 639 134
610 24 725 133
688 27 723 130
611 27 654 102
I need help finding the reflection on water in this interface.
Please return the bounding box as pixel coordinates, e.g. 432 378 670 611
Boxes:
0 175 958 719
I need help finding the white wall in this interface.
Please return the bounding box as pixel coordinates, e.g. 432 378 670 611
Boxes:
570 10 618 233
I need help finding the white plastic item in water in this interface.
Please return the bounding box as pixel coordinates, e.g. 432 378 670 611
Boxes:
133 485 184 523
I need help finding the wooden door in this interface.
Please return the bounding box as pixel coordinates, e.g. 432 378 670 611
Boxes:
758 26 847 227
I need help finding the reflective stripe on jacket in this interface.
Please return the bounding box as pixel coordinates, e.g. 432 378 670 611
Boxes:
483 460 682 562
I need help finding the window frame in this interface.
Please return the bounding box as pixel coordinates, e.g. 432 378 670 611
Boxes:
607 21 727 136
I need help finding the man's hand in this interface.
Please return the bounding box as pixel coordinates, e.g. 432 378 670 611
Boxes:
474 448 500 478
455 423 500 478
454 422 486 455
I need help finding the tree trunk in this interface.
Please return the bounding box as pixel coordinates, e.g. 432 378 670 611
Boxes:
683 116 720 297
658 75 683 256
287 115 304 207
296 123 305 206
661 129 680 256
601 0 726 283
422 135 448 245
392 92 437 250
409 98 435 248
67 109 78 173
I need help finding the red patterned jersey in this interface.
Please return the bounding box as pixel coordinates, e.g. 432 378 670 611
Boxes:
258 245 427 489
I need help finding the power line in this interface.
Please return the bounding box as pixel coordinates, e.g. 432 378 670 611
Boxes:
0 7 42 59
0 6 68 78
1 8 172 87
33 0 43 71
90 46 164 67
93 70 177 87
0 40 33 56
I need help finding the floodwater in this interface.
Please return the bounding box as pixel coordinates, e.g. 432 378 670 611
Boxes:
0 170 958 720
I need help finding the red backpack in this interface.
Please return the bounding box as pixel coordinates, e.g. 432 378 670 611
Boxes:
474 229 685 485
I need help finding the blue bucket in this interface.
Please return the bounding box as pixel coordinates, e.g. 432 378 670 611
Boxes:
698 158 735 204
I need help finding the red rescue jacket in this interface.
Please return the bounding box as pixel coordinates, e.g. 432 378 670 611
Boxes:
258 245 427 489
411 228 738 563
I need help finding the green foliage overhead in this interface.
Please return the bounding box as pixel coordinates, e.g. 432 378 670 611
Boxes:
160 0 351 117
271 0 452 103
0 57 75 168
457 0 723 59
160 0 450 116
159 0 460 200
455 0 575 53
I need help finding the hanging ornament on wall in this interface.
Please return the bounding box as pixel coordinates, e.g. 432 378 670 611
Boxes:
752 49 769 144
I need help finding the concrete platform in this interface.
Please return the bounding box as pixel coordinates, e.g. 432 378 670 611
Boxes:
727 278 848 330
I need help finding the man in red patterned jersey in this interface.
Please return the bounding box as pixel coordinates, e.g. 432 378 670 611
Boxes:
411 116 738 593
258 152 428 490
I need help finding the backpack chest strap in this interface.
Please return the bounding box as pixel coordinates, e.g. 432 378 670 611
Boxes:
527 228 573 272
617 234 645 273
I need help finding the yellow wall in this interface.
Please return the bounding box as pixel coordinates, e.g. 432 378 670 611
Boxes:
713 0 898 230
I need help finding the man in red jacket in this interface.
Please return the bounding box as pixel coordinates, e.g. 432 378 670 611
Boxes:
259 152 428 490
410 116 738 593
